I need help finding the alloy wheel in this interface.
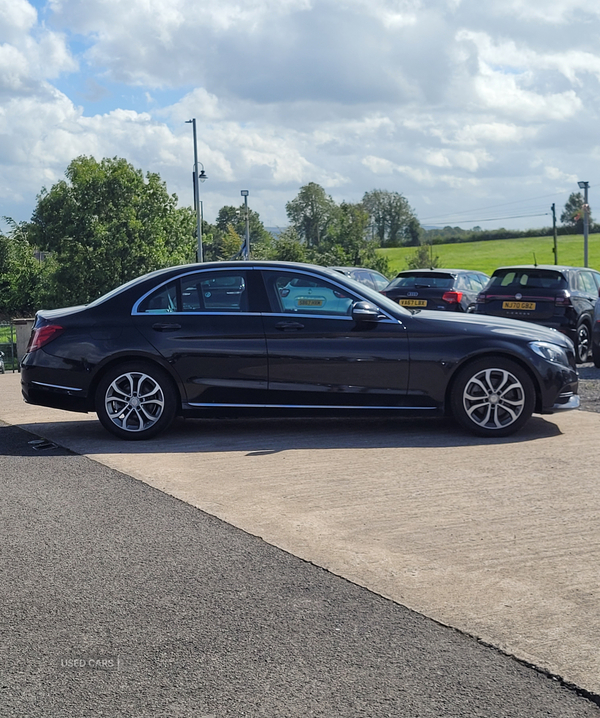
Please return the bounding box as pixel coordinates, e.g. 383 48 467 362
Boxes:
462 367 526 430
104 371 166 433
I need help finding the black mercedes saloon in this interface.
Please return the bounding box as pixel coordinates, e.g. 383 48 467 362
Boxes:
21 261 579 440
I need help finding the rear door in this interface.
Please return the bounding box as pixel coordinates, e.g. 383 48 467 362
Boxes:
132 268 269 406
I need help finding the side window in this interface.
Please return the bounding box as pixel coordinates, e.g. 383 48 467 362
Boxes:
354 270 376 289
468 274 484 291
578 271 597 295
370 272 389 291
185 271 248 312
138 281 178 313
262 271 356 316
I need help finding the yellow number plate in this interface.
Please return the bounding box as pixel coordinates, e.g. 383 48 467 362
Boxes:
399 299 427 307
297 298 324 307
502 301 536 310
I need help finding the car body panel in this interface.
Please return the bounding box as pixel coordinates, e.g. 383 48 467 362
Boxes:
20 261 579 434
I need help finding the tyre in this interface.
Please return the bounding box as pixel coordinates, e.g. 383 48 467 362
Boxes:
450 357 535 437
575 320 591 364
95 362 177 440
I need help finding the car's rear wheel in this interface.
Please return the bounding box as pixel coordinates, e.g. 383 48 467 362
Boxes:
95 362 177 440
450 358 535 437
576 320 591 363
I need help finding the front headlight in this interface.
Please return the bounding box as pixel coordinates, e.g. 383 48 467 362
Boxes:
529 341 570 367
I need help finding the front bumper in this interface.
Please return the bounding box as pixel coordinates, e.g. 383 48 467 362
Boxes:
551 393 580 411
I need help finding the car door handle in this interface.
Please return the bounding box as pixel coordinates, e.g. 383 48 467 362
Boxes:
275 321 305 331
152 323 181 331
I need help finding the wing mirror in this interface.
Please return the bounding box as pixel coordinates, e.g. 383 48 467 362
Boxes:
351 301 383 322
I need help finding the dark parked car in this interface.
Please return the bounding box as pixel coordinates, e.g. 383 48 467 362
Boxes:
329 266 390 292
474 265 600 363
380 269 489 313
21 261 578 440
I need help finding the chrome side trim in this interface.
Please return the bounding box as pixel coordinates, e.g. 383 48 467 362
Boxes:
186 402 436 410
31 381 83 392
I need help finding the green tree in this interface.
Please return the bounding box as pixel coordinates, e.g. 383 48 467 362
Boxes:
29 156 196 306
270 227 308 262
362 189 420 247
0 219 51 318
406 243 441 270
560 192 591 233
313 202 389 275
286 183 339 247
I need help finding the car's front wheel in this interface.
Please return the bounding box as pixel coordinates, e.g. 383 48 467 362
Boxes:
576 320 591 363
450 358 535 437
95 362 177 440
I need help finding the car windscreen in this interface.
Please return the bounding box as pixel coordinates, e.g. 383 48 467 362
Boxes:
488 269 568 290
387 273 455 289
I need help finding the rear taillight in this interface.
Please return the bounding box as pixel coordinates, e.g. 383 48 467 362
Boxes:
476 292 487 303
26 324 64 353
554 290 572 306
442 291 463 304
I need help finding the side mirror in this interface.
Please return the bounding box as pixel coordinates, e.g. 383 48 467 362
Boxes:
351 301 383 322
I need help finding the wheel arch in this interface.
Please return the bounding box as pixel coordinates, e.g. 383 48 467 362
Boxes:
86 353 183 413
444 351 543 416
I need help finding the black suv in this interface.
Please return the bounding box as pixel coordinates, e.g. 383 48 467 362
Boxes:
474 265 600 363
380 268 489 313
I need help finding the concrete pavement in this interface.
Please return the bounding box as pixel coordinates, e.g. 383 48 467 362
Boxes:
1 371 600 697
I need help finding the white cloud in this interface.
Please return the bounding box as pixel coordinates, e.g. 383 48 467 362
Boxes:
1 0 599 231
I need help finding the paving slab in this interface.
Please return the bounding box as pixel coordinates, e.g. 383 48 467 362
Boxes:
1 371 599 696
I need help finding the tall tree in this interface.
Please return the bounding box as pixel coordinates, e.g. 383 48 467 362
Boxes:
29 156 196 306
314 202 389 274
362 190 420 247
0 219 50 318
560 192 592 233
286 183 339 247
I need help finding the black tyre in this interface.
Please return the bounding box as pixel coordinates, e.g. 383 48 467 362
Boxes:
575 320 591 364
95 362 177 440
450 357 535 437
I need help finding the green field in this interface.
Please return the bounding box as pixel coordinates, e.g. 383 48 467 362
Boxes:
380 233 600 277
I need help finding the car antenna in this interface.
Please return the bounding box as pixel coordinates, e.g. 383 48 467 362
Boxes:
533 252 537 267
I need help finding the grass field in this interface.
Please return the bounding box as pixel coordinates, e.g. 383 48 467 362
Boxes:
380 233 600 277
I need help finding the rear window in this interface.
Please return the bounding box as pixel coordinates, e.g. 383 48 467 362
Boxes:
387 273 454 289
489 269 567 290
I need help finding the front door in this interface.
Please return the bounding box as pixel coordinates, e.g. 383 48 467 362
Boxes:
259 269 409 407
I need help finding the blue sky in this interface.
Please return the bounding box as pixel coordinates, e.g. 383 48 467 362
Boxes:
2 0 600 232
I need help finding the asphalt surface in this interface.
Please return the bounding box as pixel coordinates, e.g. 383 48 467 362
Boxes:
1 423 599 718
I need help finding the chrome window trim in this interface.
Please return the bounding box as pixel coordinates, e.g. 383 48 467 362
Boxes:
259 266 400 323
131 266 250 315
31 381 83 392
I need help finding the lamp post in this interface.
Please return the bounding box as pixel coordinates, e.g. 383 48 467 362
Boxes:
241 190 250 260
578 180 590 267
185 119 207 262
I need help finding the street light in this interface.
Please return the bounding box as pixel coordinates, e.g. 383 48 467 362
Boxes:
578 180 590 267
185 119 207 262
241 190 250 260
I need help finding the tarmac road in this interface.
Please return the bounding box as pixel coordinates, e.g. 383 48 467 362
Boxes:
1 422 599 718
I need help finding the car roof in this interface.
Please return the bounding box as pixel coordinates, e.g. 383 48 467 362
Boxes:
395 268 486 275
492 265 589 272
